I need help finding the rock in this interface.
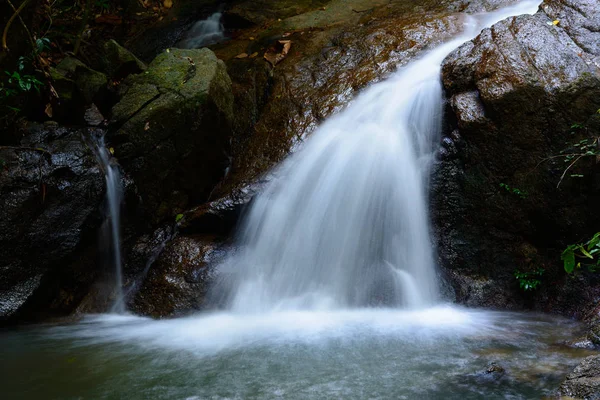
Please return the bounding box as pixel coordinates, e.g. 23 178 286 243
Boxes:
435 0 600 311
559 355 600 399
486 362 505 375
226 0 330 25
103 39 147 80
110 47 234 222
129 235 226 317
55 57 108 105
84 104 105 126
0 124 105 323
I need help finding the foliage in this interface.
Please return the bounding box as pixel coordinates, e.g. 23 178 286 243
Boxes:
555 121 600 186
95 0 110 11
562 232 600 274
499 182 528 199
514 268 545 291
175 213 184 223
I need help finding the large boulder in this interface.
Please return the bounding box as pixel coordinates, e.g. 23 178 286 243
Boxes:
435 0 600 310
0 124 105 323
559 355 600 399
103 39 147 80
110 48 234 222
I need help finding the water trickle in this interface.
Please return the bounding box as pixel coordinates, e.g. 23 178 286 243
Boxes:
213 0 542 313
91 133 125 314
179 12 225 49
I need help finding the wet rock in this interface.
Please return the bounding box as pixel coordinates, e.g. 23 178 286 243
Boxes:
103 39 147 80
227 0 329 25
0 124 105 323
486 361 506 375
559 355 600 400
129 235 226 317
215 11 466 196
110 47 234 222
435 0 600 311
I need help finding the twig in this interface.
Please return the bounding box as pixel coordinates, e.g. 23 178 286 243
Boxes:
557 154 584 188
2 0 31 52
6 0 36 50
74 0 93 55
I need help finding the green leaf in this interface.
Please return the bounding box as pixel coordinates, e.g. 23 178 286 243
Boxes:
579 245 594 259
587 233 600 251
562 247 576 273
175 214 184 223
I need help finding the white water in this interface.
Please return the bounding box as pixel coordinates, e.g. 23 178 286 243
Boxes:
212 0 542 313
4 5 579 399
91 135 125 313
179 12 225 49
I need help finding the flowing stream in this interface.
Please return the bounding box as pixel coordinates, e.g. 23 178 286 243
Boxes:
91 134 125 314
1 2 592 399
178 12 226 49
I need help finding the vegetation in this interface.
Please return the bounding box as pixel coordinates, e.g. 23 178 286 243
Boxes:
499 182 528 199
562 232 600 274
514 268 544 291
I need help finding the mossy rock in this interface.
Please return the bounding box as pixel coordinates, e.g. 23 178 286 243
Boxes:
55 57 108 104
110 48 234 222
103 39 147 80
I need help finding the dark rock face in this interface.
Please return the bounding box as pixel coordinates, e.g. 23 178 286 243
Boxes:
559 355 600 399
103 39 147 80
110 48 234 222
0 124 105 322
129 235 226 317
436 0 600 311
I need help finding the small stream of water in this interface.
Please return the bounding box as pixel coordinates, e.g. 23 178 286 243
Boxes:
91 134 125 314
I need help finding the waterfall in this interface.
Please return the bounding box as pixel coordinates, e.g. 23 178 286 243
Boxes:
91 133 125 314
179 12 225 49
212 0 541 313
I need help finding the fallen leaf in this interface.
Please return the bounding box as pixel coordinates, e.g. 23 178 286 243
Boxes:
552 19 560 25
235 53 249 59
109 147 115 155
250 52 259 58
264 40 292 66
163 0 172 9
44 103 53 118
144 121 150 130
249 36 255 40
282 32 291 37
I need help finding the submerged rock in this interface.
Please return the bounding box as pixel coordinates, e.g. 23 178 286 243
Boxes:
435 0 600 311
559 355 600 399
0 124 105 322
110 47 234 222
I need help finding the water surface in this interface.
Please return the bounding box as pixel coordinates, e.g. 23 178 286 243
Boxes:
0 307 591 399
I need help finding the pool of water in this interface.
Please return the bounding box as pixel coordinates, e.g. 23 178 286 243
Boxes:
0 306 594 399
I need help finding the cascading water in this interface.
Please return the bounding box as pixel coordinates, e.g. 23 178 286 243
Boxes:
91 134 125 314
213 0 542 313
178 12 225 49
4 4 581 400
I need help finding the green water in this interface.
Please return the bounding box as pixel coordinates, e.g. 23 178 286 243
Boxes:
0 307 595 399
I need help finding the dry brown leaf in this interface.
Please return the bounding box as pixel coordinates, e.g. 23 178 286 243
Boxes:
264 40 292 66
163 0 173 9
235 53 249 59
144 121 150 131
44 103 53 118
249 52 259 58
